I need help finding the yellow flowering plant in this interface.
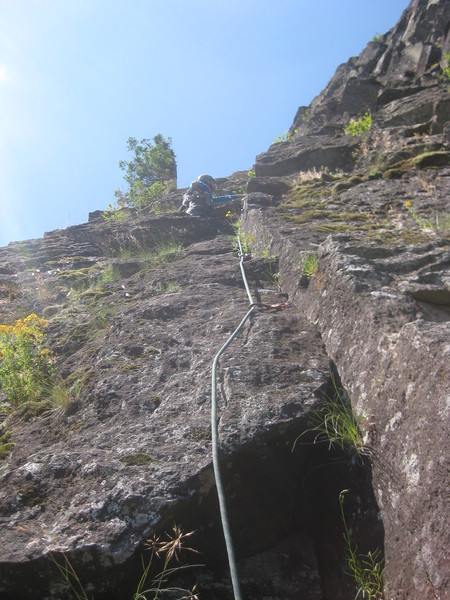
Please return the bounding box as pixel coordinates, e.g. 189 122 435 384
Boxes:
0 314 55 408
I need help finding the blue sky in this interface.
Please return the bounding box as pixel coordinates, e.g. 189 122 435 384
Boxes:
0 0 410 247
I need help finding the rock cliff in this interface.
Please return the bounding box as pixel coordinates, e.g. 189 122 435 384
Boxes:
0 0 448 598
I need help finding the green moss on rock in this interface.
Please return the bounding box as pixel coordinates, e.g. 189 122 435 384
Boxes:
120 452 156 466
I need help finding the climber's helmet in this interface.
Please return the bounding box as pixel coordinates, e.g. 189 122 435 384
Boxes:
197 174 216 192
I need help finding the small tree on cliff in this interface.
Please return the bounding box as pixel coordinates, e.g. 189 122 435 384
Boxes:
115 134 177 208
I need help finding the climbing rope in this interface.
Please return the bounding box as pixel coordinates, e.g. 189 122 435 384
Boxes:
210 234 287 600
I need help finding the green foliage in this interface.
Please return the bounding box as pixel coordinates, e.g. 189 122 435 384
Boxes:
339 490 385 599
273 128 298 143
147 240 183 265
302 252 318 277
117 135 177 208
232 219 255 255
100 265 121 285
104 202 129 222
345 111 372 136
0 314 55 408
247 169 256 178
302 109 311 123
293 376 365 458
0 431 15 460
439 52 450 81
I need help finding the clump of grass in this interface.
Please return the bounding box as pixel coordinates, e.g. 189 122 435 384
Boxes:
51 553 91 600
302 252 318 277
146 240 183 265
101 265 121 284
42 374 85 418
153 281 180 296
51 526 200 600
0 431 15 460
293 376 366 459
295 166 330 184
339 490 385 599
135 525 201 599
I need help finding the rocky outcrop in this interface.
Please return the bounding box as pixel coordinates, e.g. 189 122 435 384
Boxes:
0 0 449 598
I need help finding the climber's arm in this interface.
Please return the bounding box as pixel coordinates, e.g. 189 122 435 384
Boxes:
211 194 240 206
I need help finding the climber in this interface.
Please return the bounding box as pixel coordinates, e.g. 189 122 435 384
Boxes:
180 174 240 217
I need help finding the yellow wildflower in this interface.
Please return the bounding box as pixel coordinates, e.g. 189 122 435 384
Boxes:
404 200 412 207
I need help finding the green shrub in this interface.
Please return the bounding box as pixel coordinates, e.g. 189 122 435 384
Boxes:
345 111 372 136
0 314 55 408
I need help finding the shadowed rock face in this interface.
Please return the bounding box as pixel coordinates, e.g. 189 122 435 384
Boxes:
0 0 449 598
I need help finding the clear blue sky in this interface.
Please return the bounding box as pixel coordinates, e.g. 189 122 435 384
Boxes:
0 0 410 247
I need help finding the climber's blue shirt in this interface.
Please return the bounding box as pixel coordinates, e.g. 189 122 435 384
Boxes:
182 180 239 216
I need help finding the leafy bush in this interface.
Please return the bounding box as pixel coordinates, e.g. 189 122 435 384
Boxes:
0 314 54 408
345 111 372 136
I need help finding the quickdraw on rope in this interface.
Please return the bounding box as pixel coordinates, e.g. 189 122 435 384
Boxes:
210 234 287 600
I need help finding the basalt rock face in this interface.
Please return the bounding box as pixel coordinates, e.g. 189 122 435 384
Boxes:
0 1 449 599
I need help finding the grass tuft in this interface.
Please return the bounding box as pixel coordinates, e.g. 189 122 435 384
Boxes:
339 490 385 599
293 376 367 459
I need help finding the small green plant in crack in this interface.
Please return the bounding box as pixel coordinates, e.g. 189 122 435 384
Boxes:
147 239 183 265
293 376 367 459
273 128 298 143
51 525 200 600
266 260 281 288
339 490 385 599
135 525 200 600
104 202 129 223
42 372 87 418
0 431 15 460
302 252 318 277
101 264 122 284
232 219 255 255
437 51 450 81
345 111 372 137
153 281 180 296
404 201 450 232
51 553 91 600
